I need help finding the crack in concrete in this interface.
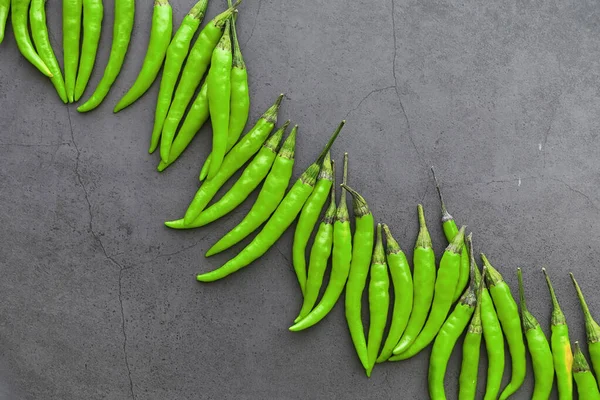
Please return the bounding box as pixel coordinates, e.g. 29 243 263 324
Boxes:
243 0 262 48
66 108 136 400
344 86 395 121
0 142 70 147
140 240 204 264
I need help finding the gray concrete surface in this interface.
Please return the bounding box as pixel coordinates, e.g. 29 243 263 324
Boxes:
1 0 600 398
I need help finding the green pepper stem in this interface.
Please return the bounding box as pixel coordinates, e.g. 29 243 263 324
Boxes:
278 124 297 159
570 273 600 343
189 0 208 18
481 253 504 286
323 160 336 223
431 166 453 223
262 94 284 124
446 225 466 254
315 120 345 166
382 224 402 254
459 233 477 307
518 268 539 331
542 268 566 326
372 224 385 264
340 184 370 217
573 341 591 373
415 204 432 249
263 122 286 151
214 0 242 26
336 153 349 222
318 151 333 180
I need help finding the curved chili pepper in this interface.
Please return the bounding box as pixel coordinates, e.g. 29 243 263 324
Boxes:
517 268 554 400
458 235 484 400
73 0 103 101
289 153 351 332
570 272 600 383
199 8 249 181
149 0 208 153
63 0 82 102
0 0 8 44
11 0 52 77
295 161 336 322
157 81 209 171
392 226 466 360
543 268 573 400
393 205 435 354
432 167 470 303
376 223 412 363
196 121 344 282
481 254 526 400
203 124 296 255
165 123 290 229
159 2 239 163
30 0 68 103
182 95 283 225
292 152 333 296
77 0 135 112
366 224 390 377
428 238 478 399
573 341 600 399
343 184 374 372
114 0 173 112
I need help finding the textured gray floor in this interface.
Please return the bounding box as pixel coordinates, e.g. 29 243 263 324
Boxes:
1 0 600 398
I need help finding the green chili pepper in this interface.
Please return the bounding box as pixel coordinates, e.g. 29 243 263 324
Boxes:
181 95 283 225
289 153 351 332
517 268 554 400
542 268 573 400
204 20 233 179
432 167 470 303
481 260 505 400
157 81 209 171
203 125 297 255
199 5 249 181
343 184 374 372
392 226 466 360
196 121 344 282
0 0 8 44
63 0 82 102
11 0 52 77
376 223 412 363
165 122 291 229
366 224 390 377
428 236 478 399
481 254 526 400
392 205 435 355
77 0 135 112
149 0 208 153
30 0 68 103
294 161 336 323
73 0 103 101
114 0 173 112
159 2 239 162
292 152 334 296
570 272 600 384
573 341 600 399
458 235 484 400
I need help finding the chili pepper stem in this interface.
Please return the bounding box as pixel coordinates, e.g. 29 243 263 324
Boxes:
431 166 453 222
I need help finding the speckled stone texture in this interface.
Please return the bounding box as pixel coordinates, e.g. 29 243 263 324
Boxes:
1 0 600 398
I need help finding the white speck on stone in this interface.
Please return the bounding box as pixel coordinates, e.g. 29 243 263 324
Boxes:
518 178 522 187
538 143 542 151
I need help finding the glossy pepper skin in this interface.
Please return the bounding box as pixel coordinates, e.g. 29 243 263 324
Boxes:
157 81 209 171
30 0 68 103
159 2 239 163
573 341 600 399
392 205 435 355
543 268 573 400
517 268 554 400
376 224 412 363
63 0 82 102
114 0 173 112
481 254 526 400
77 0 135 112
432 167 470 303
570 272 600 385
149 0 208 153
366 224 390 377
289 153 351 332
428 240 478 400
165 124 289 229
200 7 249 181
392 226 466 360
0 0 8 44
295 162 336 323
11 0 53 77
343 184 374 372
196 122 344 282
204 20 233 179
181 95 283 225
73 0 103 101
481 262 505 400
458 237 484 400
292 152 334 296
202 124 296 254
